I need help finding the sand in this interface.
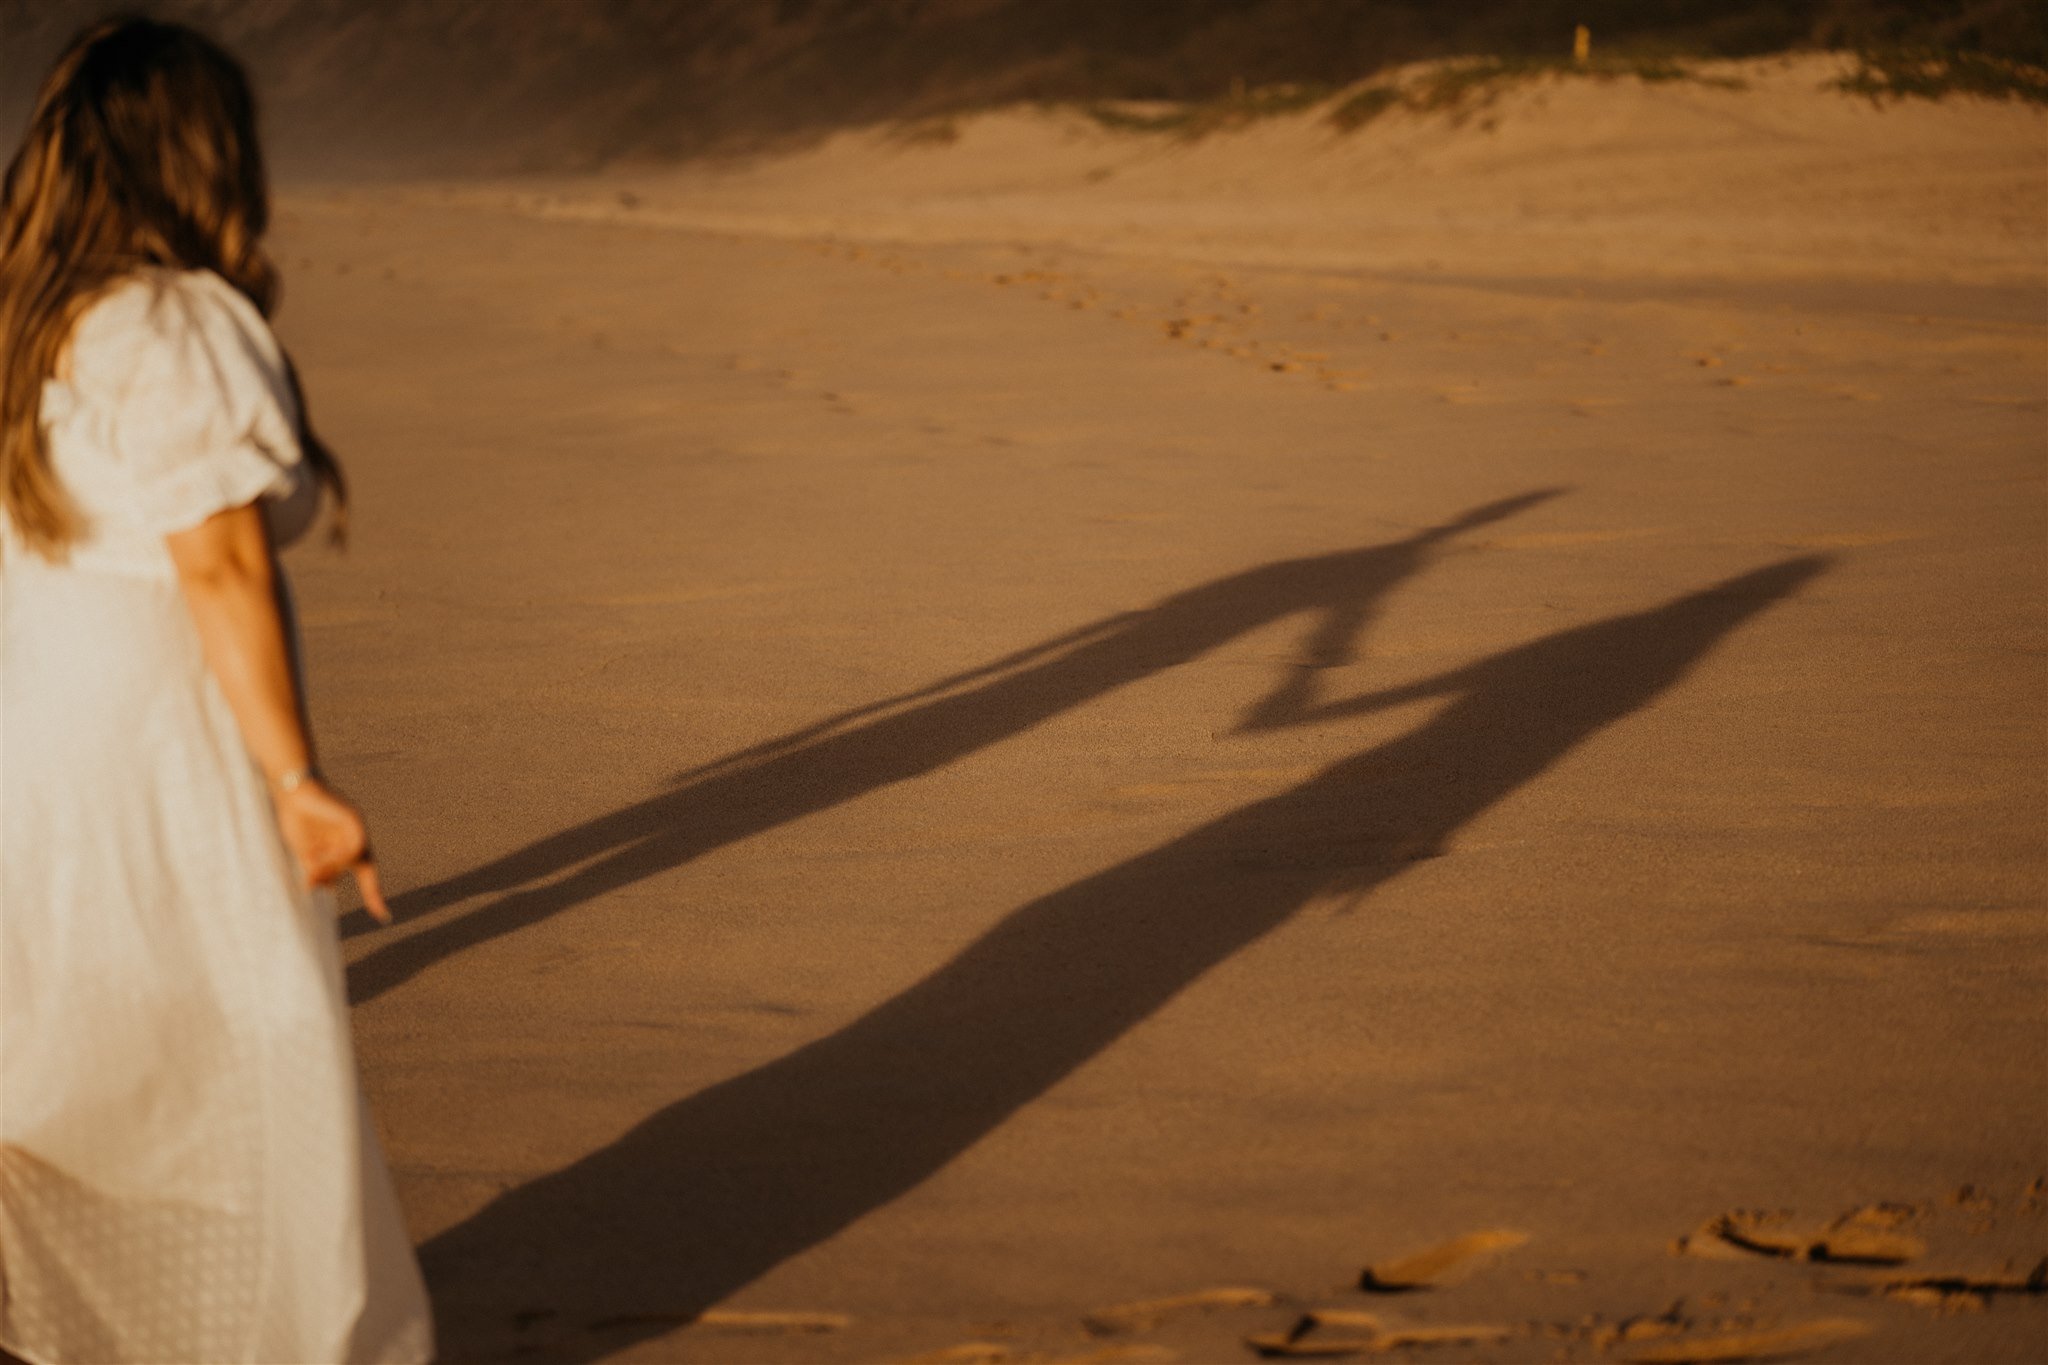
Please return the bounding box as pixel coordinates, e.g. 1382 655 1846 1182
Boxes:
270 63 2047 1363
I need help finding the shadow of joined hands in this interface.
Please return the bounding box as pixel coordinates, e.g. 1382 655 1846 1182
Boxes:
347 489 1563 999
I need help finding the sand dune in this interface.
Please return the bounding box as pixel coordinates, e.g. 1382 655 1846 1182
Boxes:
429 56 2047 292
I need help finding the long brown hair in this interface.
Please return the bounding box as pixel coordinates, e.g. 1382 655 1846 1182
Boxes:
0 16 344 558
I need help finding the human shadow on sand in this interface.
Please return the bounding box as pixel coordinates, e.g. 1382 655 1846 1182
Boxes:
416 541 1828 1360
344 490 1562 1001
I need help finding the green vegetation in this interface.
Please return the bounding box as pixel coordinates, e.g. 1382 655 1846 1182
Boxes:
1326 84 1401 129
1067 34 2048 148
1834 48 2048 104
1081 81 1332 139
1328 53 1745 132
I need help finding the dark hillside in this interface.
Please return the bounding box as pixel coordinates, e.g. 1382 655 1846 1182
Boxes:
3 0 2041 176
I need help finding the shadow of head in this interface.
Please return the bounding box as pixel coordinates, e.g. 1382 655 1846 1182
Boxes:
419 547 1832 1362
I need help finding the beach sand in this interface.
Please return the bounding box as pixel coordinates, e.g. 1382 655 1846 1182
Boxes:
276 61 2047 1362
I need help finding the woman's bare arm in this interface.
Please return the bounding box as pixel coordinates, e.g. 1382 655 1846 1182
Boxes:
165 503 389 921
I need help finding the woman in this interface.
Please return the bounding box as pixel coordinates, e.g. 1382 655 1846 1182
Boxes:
0 18 433 1364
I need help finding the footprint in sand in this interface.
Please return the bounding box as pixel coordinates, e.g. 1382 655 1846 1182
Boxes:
689 1309 852 1334
1675 1206 1926 1266
1082 1286 1276 1335
1678 1190 2048 1317
896 1343 1011 1364
1358 1228 1529 1292
1248 1313 1515 1358
1857 1262 2048 1312
1951 1183 2001 1215
1529 1302 1877 1363
907 1346 1178 1365
1620 1319 1871 1364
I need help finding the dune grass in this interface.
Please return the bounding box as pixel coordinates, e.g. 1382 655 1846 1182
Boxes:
1834 48 2048 104
1063 40 2046 148
1329 53 1745 132
1082 81 1334 139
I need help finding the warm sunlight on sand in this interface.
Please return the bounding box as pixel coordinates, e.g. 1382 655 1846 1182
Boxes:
241 60 2048 1360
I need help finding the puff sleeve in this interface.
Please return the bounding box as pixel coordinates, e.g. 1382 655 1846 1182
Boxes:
102 273 305 537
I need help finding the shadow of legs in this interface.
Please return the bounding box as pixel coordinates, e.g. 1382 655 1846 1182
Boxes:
420 556 1826 1360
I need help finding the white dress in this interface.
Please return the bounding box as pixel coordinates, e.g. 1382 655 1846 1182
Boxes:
0 269 434 1364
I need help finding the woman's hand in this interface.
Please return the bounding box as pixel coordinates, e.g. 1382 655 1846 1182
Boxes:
168 504 390 925
275 778 391 923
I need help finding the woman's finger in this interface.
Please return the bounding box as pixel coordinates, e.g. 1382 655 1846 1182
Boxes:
355 857 392 924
